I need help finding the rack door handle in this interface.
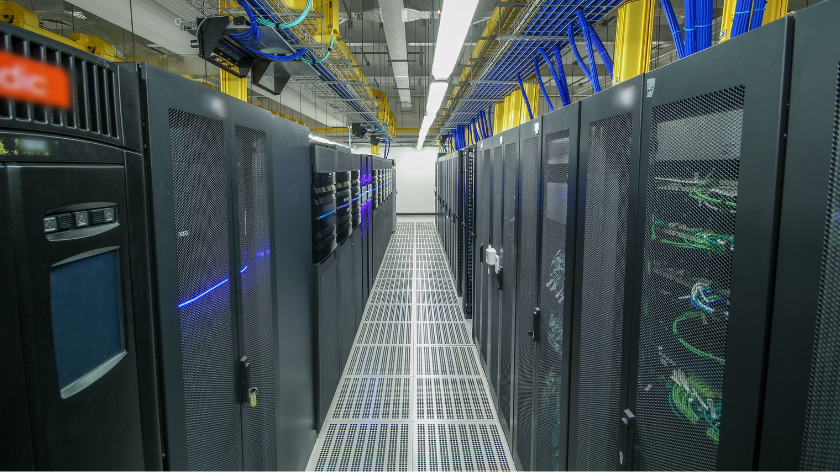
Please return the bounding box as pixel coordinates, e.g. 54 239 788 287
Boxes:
528 308 541 342
619 409 636 469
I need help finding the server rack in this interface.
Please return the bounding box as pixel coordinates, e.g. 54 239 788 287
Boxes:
627 18 792 470
487 134 505 401
0 23 156 470
351 160 364 332
310 145 340 432
535 103 581 471
268 116 318 471
141 64 287 471
335 150 356 371
511 117 543 470
758 3 840 470
361 155 372 303
476 139 495 369
568 74 644 471
462 146 476 318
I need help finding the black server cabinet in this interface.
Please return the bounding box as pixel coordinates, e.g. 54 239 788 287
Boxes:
476 138 495 365
628 18 791 471
335 151 356 370
462 146 476 318
310 145 339 432
0 25 157 469
759 3 840 470
487 134 505 395
362 155 371 302
511 117 543 470
568 74 644 471
142 64 285 470
536 103 581 471
268 116 318 471
497 125 521 434
351 161 364 332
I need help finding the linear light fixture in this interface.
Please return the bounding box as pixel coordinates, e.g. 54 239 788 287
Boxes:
431 0 481 80
426 82 449 116
310 134 350 148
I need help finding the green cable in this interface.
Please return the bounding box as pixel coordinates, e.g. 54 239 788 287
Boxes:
672 312 726 363
690 181 737 207
257 0 312 29
301 32 335 64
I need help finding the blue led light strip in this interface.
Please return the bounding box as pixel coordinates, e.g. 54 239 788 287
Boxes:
337 201 351 210
178 278 230 308
318 208 337 219
240 266 249 273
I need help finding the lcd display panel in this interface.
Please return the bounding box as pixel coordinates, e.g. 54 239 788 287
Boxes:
50 249 124 397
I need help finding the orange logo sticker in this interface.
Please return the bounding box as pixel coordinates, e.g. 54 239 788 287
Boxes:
0 50 71 108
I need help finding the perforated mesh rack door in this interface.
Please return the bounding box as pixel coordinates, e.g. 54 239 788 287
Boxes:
236 125 276 470
800 67 840 471
514 134 540 471
574 112 633 470
490 144 504 393
633 87 744 471
499 140 519 428
537 128 572 471
0 23 126 147
169 109 237 470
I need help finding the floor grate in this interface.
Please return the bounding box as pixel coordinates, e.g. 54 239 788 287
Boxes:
313 423 411 472
416 305 463 322
415 269 451 279
372 279 412 291
416 346 481 376
356 323 412 345
308 218 515 471
415 423 514 472
416 377 495 420
416 323 472 345
415 290 459 305
364 304 412 322
369 291 413 305
345 346 411 375
331 377 411 420
415 279 455 291
376 269 413 279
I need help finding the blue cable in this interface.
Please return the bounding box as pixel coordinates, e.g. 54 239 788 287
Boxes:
731 0 754 37
538 47 569 107
567 23 600 92
535 56 554 112
576 12 600 90
684 0 696 55
517 73 534 120
577 11 613 79
551 45 571 106
750 0 767 30
659 0 686 59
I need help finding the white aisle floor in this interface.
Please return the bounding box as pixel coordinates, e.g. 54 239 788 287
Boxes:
306 219 516 471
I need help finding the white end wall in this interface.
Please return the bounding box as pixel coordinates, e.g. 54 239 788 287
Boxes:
390 146 438 214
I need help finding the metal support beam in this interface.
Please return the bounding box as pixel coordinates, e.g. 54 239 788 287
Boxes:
315 98 378 102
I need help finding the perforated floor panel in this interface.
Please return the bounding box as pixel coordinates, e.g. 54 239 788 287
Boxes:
307 220 515 471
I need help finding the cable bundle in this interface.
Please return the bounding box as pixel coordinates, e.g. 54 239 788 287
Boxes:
749 0 767 30
567 22 601 93
731 0 754 37
534 57 554 113
228 1 308 62
516 73 534 121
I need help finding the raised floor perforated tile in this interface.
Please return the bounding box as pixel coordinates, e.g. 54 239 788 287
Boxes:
307 219 514 471
331 377 411 420
416 377 495 420
415 423 514 472
356 323 412 345
364 305 412 322
416 323 472 345
416 346 481 376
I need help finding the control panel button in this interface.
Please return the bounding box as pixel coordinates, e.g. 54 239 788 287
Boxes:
44 216 57 233
102 207 115 223
74 211 89 228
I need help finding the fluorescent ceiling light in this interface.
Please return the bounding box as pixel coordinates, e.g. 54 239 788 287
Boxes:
426 82 449 116
421 114 435 130
431 0 481 80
